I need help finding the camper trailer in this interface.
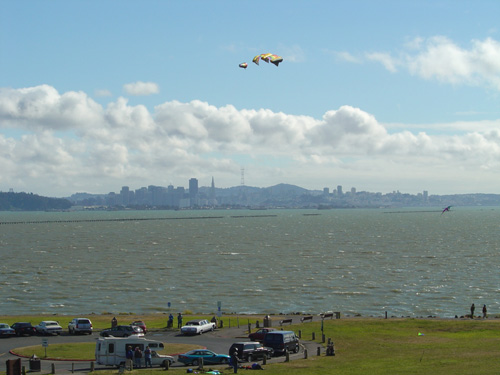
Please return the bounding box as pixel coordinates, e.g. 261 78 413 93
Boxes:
95 336 175 367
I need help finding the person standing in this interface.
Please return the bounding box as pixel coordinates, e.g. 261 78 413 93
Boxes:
177 313 183 328
470 303 475 319
144 346 152 368
134 346 142 368
482 304 487 319
125 346 134 371
230 348 239 374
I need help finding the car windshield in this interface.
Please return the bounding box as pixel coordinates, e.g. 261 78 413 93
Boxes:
46 322 58 326
0 324 8 328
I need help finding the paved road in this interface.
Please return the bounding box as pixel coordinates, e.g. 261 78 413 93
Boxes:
1 324 317 374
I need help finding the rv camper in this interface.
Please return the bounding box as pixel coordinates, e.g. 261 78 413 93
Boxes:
95 336 175 367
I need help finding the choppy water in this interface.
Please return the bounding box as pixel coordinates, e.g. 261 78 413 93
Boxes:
1 208 499 318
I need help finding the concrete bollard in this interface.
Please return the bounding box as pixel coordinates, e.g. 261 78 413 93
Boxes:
312 332 315 340
322 334 325 343
285 350 290 362
304 349 308 359
51 363 55 374
298 329 302 339
72 363 74 373
317 347 321 356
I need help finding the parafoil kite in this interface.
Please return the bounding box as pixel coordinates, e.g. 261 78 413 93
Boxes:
239 63 248 69
251 53 283 67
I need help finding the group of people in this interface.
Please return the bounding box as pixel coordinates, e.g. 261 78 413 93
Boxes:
125 345 153 370
470 303 487 319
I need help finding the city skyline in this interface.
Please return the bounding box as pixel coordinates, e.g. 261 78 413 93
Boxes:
2 1 500 197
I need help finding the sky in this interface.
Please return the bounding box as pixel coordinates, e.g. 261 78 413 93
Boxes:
1 0 500 197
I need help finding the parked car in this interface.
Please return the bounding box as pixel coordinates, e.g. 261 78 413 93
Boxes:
100 325 144 337
248 328 276 342
263 331 299 355
180 319 215 335
11 322 36 336
0 323 16 337
131 320 147 334
177 349 230 366
68 318 93 335
229 342 274 362
35 321 63 335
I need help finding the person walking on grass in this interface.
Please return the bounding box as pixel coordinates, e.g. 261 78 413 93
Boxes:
470 303 475 319
482 304 487 319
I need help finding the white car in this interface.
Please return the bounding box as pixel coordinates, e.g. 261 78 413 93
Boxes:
0 323 15 337
35 321 63 335
68 318 93 335
180 319 216 335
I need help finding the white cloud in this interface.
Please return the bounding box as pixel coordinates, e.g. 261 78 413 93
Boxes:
1 85 500 195
356 36 500 90
123 81 160 96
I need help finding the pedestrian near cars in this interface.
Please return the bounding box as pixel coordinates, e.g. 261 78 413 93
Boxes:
177 313 183 328
125 346 134 371
134 347 142 368
144 346 152 368
230 349 239 374
168 313 174 328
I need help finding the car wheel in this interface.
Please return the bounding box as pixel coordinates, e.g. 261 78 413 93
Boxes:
294 345 299 353
193 359 199 366
221 358 229 364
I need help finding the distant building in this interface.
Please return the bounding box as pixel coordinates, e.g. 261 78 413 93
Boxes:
337 185 343 196
209 177 217 206
351 187 356 195
323 187 330 195
189 178 199 207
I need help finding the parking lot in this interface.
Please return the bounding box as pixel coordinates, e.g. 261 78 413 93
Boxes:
1 323 312 374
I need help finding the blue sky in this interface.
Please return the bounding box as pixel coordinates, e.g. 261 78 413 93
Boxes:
1 0 500 197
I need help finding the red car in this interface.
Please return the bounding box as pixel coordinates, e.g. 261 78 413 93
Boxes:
131 320 147 334
248 328 276 342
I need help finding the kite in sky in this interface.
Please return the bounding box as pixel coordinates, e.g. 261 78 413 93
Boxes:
239 63 248 69
441 206 452 215
251 53 283 67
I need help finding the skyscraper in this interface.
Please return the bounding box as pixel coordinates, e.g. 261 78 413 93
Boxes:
189 178 198 207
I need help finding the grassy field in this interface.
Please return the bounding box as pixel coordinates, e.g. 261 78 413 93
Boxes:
2 315 499 375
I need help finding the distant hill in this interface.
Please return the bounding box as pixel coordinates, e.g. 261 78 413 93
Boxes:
0 192 72 211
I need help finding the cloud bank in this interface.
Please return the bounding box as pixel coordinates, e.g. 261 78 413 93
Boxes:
1 84 500 196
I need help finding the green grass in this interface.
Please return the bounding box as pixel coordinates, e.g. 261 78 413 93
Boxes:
0 313 261 331
3 316 500 375
12 342 201 360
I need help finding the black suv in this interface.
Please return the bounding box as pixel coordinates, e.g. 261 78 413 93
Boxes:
229 342 274 362
11 322 36 336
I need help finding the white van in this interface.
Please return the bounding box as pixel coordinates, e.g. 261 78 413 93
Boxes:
95 336 175 367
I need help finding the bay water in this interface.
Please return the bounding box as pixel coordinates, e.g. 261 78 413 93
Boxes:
1 207 499 318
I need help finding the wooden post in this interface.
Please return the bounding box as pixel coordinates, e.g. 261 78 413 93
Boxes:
164 360 170 370
90 362 95 372
263 356 266 365
198 357 204 371
385 311 388 319
322 333 325 343
312 332 315 340
317 347 321 356
298 329 302 339
248 322 251 334
51 363 55 374
71 363 74 373
304 349 308 359
285 350 290 362
22 366 26 375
